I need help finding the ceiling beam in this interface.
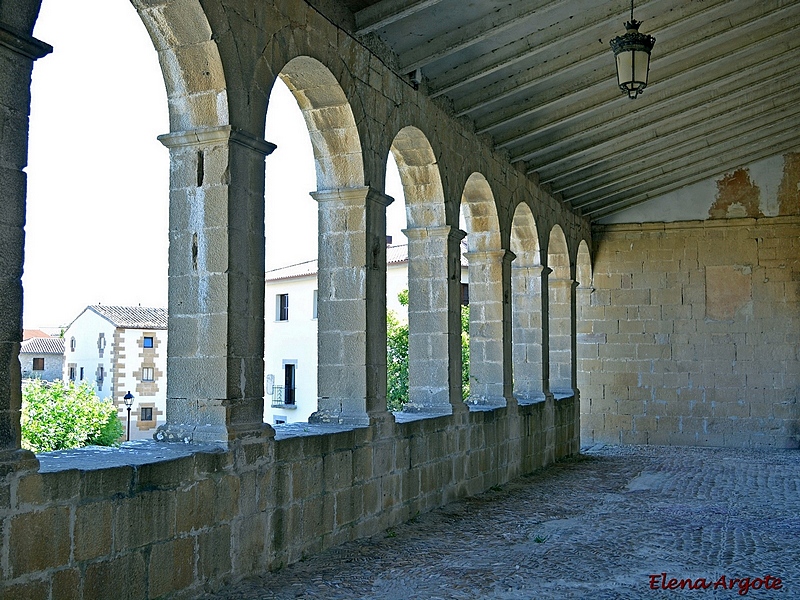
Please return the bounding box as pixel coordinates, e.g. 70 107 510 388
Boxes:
429 0 721 99
505 22 800 164
566 99 800 206
481 4 800 145
355 0 446 36
528 54 800 187
582 128 800 218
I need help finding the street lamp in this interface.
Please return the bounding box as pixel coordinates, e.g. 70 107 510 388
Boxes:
123 391 134 441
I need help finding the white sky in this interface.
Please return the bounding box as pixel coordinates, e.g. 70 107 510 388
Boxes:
25 0 405 329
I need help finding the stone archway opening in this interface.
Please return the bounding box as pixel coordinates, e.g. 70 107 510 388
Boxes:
460 173 506 407
266 56 377 426
262 76 318 426
23 1 173 442
547 225 574 397
389 127 459 415
575 239 595 443
510 202 546 403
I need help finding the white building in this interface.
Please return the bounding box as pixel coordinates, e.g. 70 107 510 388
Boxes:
264 244 467 425
63 306 167 440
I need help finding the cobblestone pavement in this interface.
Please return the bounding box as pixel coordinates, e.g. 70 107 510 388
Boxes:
199 445 799 599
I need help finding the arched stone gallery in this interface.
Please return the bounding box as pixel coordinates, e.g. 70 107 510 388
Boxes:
2 0 797 597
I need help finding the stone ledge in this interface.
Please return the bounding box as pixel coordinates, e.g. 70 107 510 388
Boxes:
36 440 226 474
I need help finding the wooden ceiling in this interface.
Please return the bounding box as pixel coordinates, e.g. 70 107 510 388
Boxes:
333 0 800 221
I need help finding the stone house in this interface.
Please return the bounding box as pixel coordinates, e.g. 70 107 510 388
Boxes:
265 244 469 424
62 306 167 440
19 334 64 381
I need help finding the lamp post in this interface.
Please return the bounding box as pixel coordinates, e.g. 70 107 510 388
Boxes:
610 0 655 99
123 391 134 441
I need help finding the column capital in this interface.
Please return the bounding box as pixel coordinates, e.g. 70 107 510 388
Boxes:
158 125 277 156
402 225 466 242
464 249 514 264
511 263 552 277
0 22 52 60
311 186 394 207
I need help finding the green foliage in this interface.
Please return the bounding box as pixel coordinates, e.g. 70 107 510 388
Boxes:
21 380 124 452
386 308 409 412
386 290 470 411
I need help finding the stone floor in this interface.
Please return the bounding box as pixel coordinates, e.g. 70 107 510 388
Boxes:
199 444 799 599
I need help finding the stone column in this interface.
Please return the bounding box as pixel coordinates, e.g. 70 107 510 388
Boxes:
156 126 275 443
548 278 576 397
402 226 467 415
511 264 551 403
0 22 51 461
464 250 514 407
309 187 392 426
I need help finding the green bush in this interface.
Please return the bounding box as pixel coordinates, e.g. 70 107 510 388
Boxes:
21 380 124 452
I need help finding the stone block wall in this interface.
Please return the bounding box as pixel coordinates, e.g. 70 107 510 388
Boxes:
0 398 576 599
579 216 800 448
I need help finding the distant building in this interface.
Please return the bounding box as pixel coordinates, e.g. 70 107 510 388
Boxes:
63 306 167 440
19 336 64 381
264 244 468 425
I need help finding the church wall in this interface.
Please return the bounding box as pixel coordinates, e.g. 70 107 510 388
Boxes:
579 216 800 448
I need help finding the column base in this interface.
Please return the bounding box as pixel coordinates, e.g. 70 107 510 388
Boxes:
309 407 369 427
0 448 39 475
465 395 508 408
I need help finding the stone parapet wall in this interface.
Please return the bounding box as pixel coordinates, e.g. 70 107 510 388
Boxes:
579 217 800 448
0 398 576 599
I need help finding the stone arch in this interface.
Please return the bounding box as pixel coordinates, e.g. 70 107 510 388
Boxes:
510 202 547 402
576 239 594 440
132 0 229 131
390 126 447 228
576 240 593 288
547 225 575 396
460 174 506 406
277 56 365 191
461 173 502 253
390 127 459 414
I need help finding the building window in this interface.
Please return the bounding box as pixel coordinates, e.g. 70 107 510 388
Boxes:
461 283 470 306
79 367 84 381
141 366 154 382
32 357 44 371
140 407 154 422
143 336 154 348
284 363 296 405
70 337 76 352
69 366 76 381
274 416 287 425
313 289 318 319
277 294 289 321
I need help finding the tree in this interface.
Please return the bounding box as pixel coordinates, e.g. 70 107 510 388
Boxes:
386 290 470 412
21 379 124 452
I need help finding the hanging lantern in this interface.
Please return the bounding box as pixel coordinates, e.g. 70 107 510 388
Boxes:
610 0 655 99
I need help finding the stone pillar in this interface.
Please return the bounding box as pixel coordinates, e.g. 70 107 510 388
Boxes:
548 278 576 397
0 22 51 461
156 126 276 443
402 226 467 415
464 250 514 407
511 264 551 402
309 187 392 426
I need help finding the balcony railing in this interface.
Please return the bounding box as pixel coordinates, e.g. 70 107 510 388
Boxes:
270 385 296 408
